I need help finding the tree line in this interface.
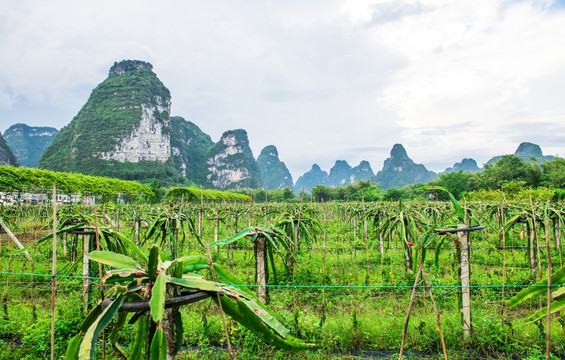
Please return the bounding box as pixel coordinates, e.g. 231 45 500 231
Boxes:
237 155 565 202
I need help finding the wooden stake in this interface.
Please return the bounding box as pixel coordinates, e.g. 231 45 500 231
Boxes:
458 224 472 340
353 217 358 316
255 234 267 304
553 216 562 268
93 206 106 359
0 217 32 261
362 191 370 286
31 243 37 322
292 190 304 337
421 270 448 360
545 213 552 360
500 201 507 319
199 186 204 238
321 200 327 326
81 234 91 312
134 218 140 245
205 234 234 360
50 184 57 360
399 261 423 359
530 196 542 280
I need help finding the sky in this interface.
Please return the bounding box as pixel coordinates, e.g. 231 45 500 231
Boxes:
1 0 565 181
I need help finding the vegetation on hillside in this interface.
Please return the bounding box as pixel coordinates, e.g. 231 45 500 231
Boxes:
37 65 180 185
170 116 214 185
0 165 152 196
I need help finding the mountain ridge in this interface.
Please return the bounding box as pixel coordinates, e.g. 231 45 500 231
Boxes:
4 123 58 167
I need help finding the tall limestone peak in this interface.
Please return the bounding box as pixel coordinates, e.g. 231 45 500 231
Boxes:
38 60 182 184
443 158 480 173
350 160 374 183
170 116 214 184
514 142 554 162
390 143 408 158
375 144 437 190
4 123 58 167
206 129 261 189
515 142 543 159
295 164 329 193
487 142 554 165
328 160 352 187
0 132 18 166
257 145 294 190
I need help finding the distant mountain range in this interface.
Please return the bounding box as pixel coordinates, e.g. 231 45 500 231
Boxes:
4 124 58 167
3 59 561 192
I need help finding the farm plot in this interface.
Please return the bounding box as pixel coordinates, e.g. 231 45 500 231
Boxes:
0 196 563 359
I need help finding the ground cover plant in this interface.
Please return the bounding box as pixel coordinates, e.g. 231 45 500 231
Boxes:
0 190 564 359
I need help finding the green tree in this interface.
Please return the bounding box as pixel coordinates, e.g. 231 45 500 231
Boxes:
282 187 294 200
540 157 565 188
433 171 478 199
149 178 164 203
479 155 539 189
311 185 332 201
383 187 404 201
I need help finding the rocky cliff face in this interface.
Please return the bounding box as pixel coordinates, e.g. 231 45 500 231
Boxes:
109 60 153 75
0 132 18 166
328 160 352 187
98 102 171 163
257 145 294 190
4 124 58 167
295 164 328 193
38 60 182 184
170 116 214 184
206 129 261 189
350 160 374 183
443 158 480 173
375 144 437 190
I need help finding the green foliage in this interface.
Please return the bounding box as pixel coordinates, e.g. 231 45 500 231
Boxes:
166 187 249 202
466 183 553 202
540 158 565 188
22 294 84 359
0 165 152 196
418 185 465 222
66 245 315 358
427 171 479 199
4 199 565 358
480 155 540 190
506 266 565 321
355 156 565 203
310 181 382 202
149 179 164 203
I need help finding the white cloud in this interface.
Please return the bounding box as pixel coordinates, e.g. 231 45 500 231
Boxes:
1 0 565 178
373 0 565 169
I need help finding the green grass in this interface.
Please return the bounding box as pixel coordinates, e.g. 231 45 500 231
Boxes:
0 201 564 359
